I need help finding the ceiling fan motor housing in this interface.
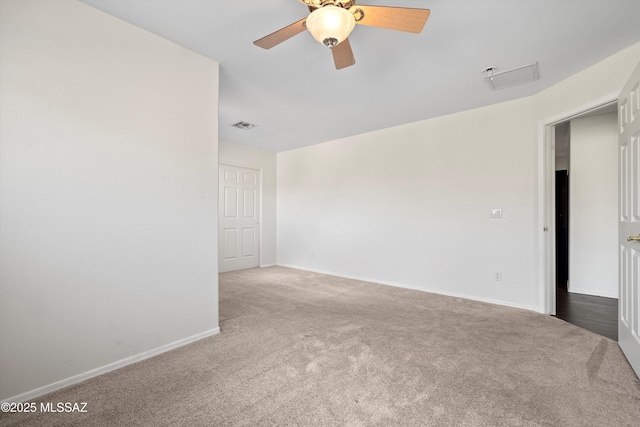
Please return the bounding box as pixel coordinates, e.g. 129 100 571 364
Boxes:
300 0 355 12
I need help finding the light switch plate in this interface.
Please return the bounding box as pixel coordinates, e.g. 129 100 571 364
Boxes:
490 208 502 218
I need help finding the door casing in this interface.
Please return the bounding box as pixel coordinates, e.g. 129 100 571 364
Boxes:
538 93 619 315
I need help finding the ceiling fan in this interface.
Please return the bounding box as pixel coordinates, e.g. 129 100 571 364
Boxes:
253 0 431 70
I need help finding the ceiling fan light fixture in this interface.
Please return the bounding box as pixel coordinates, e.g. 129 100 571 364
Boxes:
306 5 355 47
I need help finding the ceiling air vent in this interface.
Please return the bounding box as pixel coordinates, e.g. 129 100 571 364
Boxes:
231 121 257 130
483 62 539 90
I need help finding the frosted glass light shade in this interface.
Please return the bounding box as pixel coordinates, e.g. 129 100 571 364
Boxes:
306 5 355 47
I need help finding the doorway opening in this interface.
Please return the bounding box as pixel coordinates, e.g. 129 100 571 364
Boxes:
542 98 619 340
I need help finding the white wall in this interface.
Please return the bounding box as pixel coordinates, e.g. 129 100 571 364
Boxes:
278 42 640 314
0 0 219 402
278 98 537 310
569 113 618 297
219 141 277 267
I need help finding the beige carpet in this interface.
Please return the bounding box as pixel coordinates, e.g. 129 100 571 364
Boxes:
2 266 639 426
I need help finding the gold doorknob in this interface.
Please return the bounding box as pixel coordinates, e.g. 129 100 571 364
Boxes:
628 235 640 242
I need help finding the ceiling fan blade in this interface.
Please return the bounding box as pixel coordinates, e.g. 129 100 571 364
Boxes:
332 38 356 70
253 18 307 49
352 5 430 34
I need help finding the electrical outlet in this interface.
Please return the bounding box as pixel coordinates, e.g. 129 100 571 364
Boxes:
311 251 315 258
494 272 502 281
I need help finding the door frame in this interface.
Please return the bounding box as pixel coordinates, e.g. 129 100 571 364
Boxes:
218 162 264 269
538 92 619 315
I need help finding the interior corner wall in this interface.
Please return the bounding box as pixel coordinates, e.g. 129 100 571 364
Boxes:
534 42 640 121
0 0 219 402
277 97 537 310
219 141 277 267
568 113 618 298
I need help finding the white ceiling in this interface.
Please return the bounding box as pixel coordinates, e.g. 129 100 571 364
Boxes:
81 0 640 152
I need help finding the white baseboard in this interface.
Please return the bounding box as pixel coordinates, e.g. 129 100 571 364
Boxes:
277 264 535 312
260 263 277 268
568 287 618 299
3 327 220 404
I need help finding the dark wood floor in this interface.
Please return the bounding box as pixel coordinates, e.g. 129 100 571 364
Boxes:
554 288 618 341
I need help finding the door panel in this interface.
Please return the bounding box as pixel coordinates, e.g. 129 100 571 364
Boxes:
223 229 238 260
243 189 256 218
219 165 260 272
242 228 255 257
633 136 640 221
618 62 640 377
633 251 640 338
224 187 238 218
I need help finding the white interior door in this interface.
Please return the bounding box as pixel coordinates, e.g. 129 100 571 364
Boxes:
618 62 640 376
219 164 260 273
